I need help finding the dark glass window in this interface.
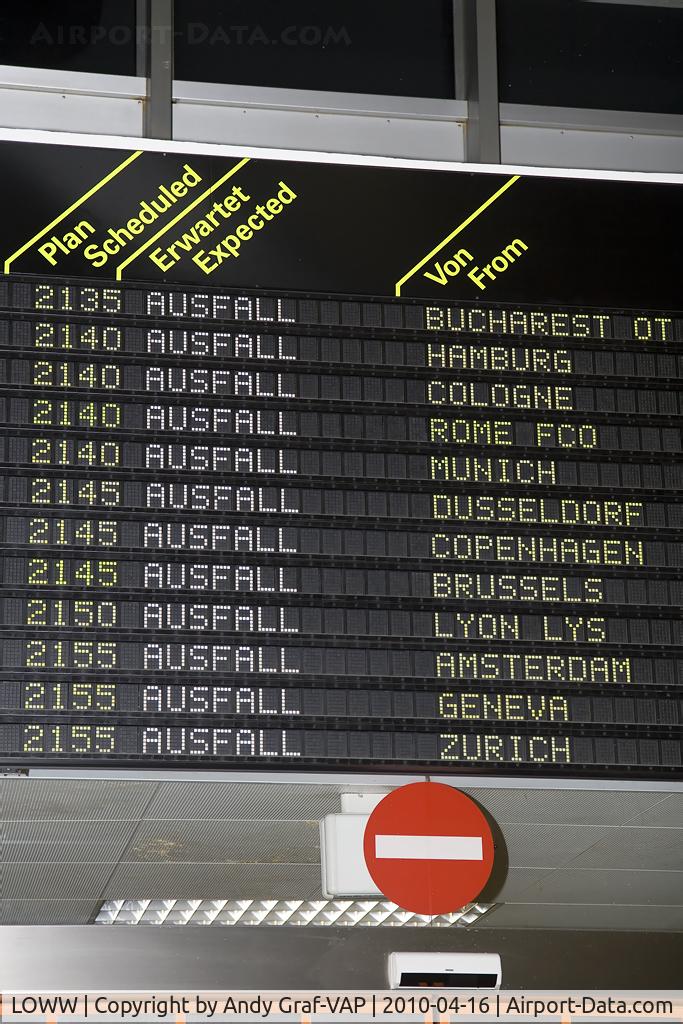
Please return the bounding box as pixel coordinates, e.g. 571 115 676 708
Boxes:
498 0 683 114
174 0 455 99
0 1 137 76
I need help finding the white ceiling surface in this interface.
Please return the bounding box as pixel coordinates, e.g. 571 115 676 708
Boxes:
0 777 681 930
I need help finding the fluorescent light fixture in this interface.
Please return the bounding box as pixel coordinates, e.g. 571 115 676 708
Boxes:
95 899 493 927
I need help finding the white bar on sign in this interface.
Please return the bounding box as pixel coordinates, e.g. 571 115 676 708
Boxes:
375 834 483 861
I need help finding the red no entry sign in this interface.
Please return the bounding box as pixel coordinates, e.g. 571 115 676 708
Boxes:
363 782 495 915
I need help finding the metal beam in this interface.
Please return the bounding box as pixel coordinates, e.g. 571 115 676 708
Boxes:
145 0 173 139
460 0 501 162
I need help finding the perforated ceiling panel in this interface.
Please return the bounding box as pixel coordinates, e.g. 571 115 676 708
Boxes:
0 775 681 928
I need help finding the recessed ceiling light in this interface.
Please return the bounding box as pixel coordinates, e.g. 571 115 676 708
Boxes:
96 899 494 927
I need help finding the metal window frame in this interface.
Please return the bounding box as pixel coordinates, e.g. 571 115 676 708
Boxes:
145 0 172 138
146 0 500 154
0 3 681 167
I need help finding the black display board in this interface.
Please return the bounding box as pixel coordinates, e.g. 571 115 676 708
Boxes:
0 137 680 776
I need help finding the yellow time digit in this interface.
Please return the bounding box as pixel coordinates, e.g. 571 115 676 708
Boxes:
101 365 121 389
72 683 117 711
74 601 92 627
102 326 121 350
26 640 47 668
72 642 117 669
95 684 117 711
24 682 47 710
94 726 115 752
76 480 96 505
32 399 52 425
80 287 99 312
102 289 122 314
100 481 120 507
97 643 117 669
72 683 94 709
32 401 76 427
99 560 118 586
78 363 96 388
102 403 121 427
23 724 67 753
51 682 66 710
71 725 92 753
49 724 64 752
74 561 92 586
81 325 98 348
72 641 92 668
34 285 55 310
35 322 56 346
28 518 49 544
24 682 66 710
76 440 94 465
31 438 52 464
72 560 119 587
78 402 96 427
30 478 51 504
74 601 117 627
28 518 70 545
29 559 68 586
70 725 117 753
27 559 49 585
99 442 120 467
26 599 48 626
32 361 55 386
23 724 44 752
26 641 67 668
99 522 118 545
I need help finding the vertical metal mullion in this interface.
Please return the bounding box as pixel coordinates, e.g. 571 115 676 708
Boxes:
459 0 501 163
145 0 174 139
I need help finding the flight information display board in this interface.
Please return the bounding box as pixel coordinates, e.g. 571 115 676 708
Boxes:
0 135 680 776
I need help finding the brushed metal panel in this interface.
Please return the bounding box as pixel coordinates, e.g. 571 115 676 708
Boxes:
126 818 320 863
482 867 554 901
1 861 116 899
3 925 682 988
103 862 323 900
0 900 99 925
1 819 139 863
510 868 683 906
460 787 663 826
567 827 683 871
475 902 683 931
144 782 341 821
625 795 683 827
500 823 613 868
0 779 157 820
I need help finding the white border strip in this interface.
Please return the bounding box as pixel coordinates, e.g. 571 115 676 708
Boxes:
0 126 681 184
